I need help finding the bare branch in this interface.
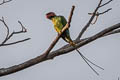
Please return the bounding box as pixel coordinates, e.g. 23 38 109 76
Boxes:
18 21 27 32
0 38 31 47
88 8 112 24
100 0 113 7
77 0 103 39
77 0 112 39
68 6 75 25
0 0 12 5
0 22 119 77
99 8 112 15
0 17 9 44
0 17 30 46
88 12 99 25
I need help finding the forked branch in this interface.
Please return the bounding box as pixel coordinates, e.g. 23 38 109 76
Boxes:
0 17 30 47
77 0 113 39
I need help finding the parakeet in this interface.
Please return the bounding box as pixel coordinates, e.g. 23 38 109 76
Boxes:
46 12 74 46
46 12 104 75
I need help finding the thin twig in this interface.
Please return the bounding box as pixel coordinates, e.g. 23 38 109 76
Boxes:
0 0 12 5
18 21 27 32
5 21 27 41
88 8 112 25
0 17 10 44
100 0 113 7
98 8 112 15
0 38 31 46
68 6 75 24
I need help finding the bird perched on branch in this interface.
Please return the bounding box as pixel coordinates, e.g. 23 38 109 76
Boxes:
46 12 104 75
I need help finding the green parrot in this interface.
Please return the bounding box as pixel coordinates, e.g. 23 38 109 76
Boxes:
46 12 74 45
46 12 104 75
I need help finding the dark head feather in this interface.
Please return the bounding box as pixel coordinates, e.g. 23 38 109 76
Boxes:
46 12 56 20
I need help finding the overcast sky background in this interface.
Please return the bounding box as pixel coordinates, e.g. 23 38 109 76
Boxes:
0 0 120 80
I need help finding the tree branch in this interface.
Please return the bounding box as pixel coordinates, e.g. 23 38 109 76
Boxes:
76 0 103 39
88 8 112 25
103 29 120 36
0 22 119 77
0 38 31 46
0 0 12 5
0 17 31 47
100 0 113 7
77 0 112 39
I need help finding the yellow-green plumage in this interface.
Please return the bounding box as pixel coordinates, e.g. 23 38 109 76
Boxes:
51 16 73 44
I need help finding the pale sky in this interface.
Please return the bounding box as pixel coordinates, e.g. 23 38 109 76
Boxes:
0 0 120 80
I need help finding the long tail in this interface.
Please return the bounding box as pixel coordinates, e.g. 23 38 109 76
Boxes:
70 41 104 75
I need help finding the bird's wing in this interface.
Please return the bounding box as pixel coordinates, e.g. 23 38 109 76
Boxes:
60 16 67 27
59 16 73 42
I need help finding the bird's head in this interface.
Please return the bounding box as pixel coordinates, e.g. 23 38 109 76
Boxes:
46 12 56 20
